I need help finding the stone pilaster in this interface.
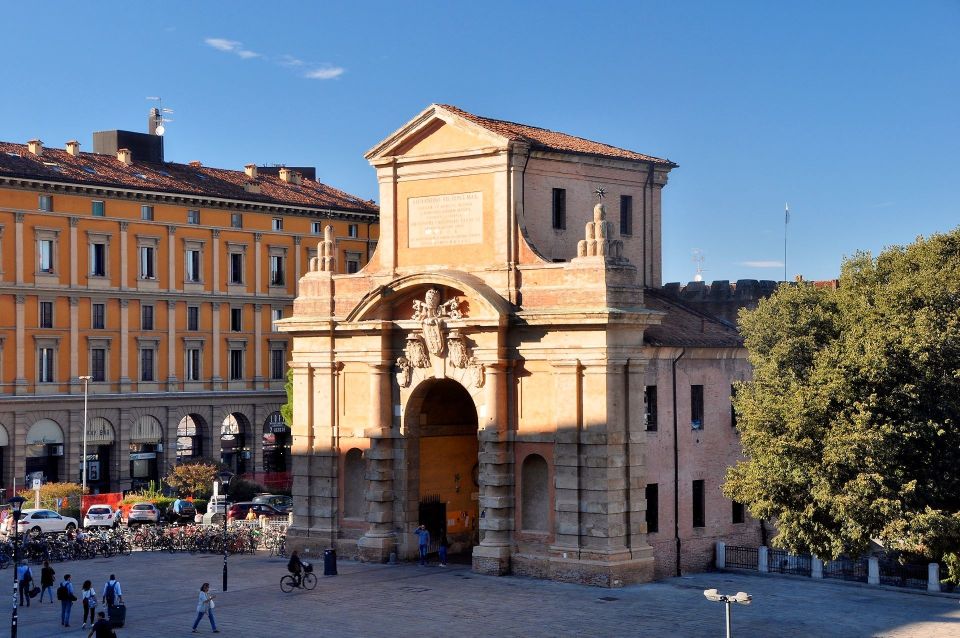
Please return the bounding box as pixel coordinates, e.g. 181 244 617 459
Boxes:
119 222 129 290
119 299 131 391
358 361 396 562
69 217 79 288
69 296 79 386
293 236 302 296
14 295 27 394
211 303 222 389
166 300 178 390
14 213 24 285
253 304 264 388
473 361 514 576
211 230 221 295
254 232 263 295
167 226 177 292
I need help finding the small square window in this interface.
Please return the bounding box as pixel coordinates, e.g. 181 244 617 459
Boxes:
348 224 358 238
230 307 242 332
732 501 745 525
231 213 243 229
39 301 53 328
187 209 200 225
141 304 154 331
272 218 283 231
39 195 53 212
92 200 105 217
311 222 322 234
141 205 154 221
346 252 361 274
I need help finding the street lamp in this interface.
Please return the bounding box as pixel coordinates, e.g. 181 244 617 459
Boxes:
218 471 233 592
9 495 25 638
79 376 92 497
704 589 752 638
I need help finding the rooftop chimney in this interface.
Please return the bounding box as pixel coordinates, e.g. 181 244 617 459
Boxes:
244 164 258 179
189 161 202 168
117 148 132 165
27 139 43 156
279 167 302 185
244 182 261 194
65 140 81 157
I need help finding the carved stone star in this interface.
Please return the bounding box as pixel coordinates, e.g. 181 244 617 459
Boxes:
594 186 607 201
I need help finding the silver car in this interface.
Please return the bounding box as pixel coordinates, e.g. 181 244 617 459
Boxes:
125 502 161 525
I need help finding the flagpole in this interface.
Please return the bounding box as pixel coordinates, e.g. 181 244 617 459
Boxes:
784 203 789 282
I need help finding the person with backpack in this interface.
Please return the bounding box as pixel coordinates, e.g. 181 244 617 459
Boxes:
191 582 219 633
101 574 122 608
40 560 55 603
80 580 97 629
16 561 33 607
57 574 77 627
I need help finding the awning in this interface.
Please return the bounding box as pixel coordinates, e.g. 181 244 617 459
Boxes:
26 419 64 445
131 415 163 443
85 417 115 444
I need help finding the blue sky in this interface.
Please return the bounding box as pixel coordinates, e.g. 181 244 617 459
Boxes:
2 1 957 284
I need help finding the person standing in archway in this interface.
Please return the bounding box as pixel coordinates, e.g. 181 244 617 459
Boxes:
415 524 430 566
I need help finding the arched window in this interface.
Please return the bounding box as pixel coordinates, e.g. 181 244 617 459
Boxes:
343 448 365 519
177 415 204 461
521 454 550 532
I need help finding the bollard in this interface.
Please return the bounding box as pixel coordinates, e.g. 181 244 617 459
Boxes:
323 548 338 576
758 546 768 573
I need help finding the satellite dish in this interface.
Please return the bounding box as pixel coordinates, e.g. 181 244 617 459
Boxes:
155 124 165 136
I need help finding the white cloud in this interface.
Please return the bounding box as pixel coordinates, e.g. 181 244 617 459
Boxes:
278 54 305 67
740 260 784 268
304 66 345 80
204 37 259 59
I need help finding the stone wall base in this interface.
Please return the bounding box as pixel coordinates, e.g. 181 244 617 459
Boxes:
285 525 337 562
546 555 655 588
472 545 511 576
357 534 397 563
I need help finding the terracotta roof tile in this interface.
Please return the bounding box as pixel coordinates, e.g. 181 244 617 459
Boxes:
643 288 744 348
0 142 378 216
439 104 676 167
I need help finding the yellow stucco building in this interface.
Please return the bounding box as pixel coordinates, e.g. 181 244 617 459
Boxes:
0 129 377 493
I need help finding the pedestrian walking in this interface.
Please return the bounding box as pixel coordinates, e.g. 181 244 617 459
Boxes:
16 561 33 607
415 524 430 566
102 573 123 608
86 611 112 638
40 560 55 603
57 574 76 627
80 580 98 628
438 533 449 567
191 582 219 633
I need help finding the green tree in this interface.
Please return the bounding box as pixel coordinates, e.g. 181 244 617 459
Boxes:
165 461 218 498
725 228 960 578
281 367 293 427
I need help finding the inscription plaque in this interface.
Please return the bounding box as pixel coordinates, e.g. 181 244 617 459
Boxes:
407 192 483 248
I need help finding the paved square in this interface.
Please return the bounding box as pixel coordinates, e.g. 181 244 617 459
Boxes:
8 552 959 637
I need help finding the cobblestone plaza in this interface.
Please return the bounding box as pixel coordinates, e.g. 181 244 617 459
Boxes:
9 552 959 637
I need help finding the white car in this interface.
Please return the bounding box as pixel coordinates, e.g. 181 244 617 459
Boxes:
16 509 79 536
125 502 161 525
83 505 121 528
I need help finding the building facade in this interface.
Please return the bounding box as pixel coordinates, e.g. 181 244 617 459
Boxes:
282 104 761 585
0 131 378 494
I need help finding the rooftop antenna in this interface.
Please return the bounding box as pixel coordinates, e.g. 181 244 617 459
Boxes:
783 202 790 283
692 249 706 282
146 97 174 136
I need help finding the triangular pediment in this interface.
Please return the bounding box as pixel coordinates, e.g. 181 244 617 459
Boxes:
365 104 509 161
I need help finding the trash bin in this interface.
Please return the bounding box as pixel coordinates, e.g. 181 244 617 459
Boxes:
323 549 337 576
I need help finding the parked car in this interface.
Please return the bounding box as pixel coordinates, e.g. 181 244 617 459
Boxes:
83 505 121 528
165 499 197 525
227 502 285 521
252 494 292 513
13 509 79 536
125 502 161 526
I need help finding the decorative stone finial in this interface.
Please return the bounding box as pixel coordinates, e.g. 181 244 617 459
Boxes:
576 201 624 260
310 225 337 272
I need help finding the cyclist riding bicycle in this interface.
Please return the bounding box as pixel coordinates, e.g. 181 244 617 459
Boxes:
288 550 303 587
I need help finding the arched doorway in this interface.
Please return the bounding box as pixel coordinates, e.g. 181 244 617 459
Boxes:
26 419 64 484
84 417 115 493
221 413 251 475
176 414 205 462
130 415 162 490
262 412 291 473
409 379 479 561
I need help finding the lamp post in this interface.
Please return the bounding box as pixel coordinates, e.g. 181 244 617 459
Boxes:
703 589 752 638
9 495 25 638
78 376 92 497
218 471 233 592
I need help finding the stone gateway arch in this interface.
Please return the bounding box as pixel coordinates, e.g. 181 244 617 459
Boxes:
280 104 681 586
